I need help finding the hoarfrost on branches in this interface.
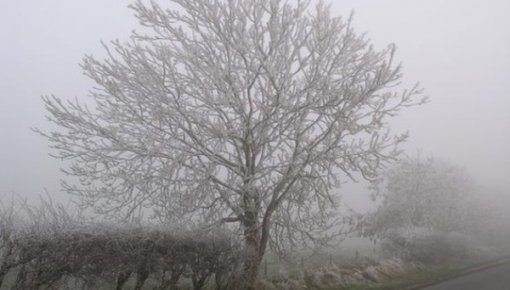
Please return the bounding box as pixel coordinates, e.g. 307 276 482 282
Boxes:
37 0 425 284
367 156 483 235
362 156 489 263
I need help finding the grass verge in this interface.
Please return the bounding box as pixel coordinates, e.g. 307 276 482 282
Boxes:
344 258 508 290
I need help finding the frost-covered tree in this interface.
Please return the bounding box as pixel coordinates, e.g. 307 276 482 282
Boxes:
39 0 424 286
364 156 488 263
367 156 482 236
364 156 488 262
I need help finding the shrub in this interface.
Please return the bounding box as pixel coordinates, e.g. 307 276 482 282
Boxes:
4 223 241 289
380 228 469 264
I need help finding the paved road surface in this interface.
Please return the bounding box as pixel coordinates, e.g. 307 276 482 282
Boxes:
419 262 510 290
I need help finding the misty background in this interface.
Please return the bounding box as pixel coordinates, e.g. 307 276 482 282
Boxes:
1 0 509 210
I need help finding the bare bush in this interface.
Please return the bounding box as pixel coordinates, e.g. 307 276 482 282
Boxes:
0 199 242 290
16 227 239 289
380 229 470 264
0 201 24 288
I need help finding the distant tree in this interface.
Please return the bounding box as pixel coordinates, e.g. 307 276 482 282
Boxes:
367 156 482 235
38 0 424 286
364 156 486 262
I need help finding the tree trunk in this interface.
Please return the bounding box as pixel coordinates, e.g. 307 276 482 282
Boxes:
240 240 262 289
236 186 277 290
239 214 268 290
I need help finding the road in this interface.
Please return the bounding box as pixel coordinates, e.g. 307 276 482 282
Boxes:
419 262 510 290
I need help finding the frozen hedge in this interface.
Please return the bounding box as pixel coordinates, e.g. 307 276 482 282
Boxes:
0 211 242 290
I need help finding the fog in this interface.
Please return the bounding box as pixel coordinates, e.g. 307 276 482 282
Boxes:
0 1 509 289
1 1 508 207
0 0 509 227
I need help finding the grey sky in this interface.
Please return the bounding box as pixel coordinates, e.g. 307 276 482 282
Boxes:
1 0 509 204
